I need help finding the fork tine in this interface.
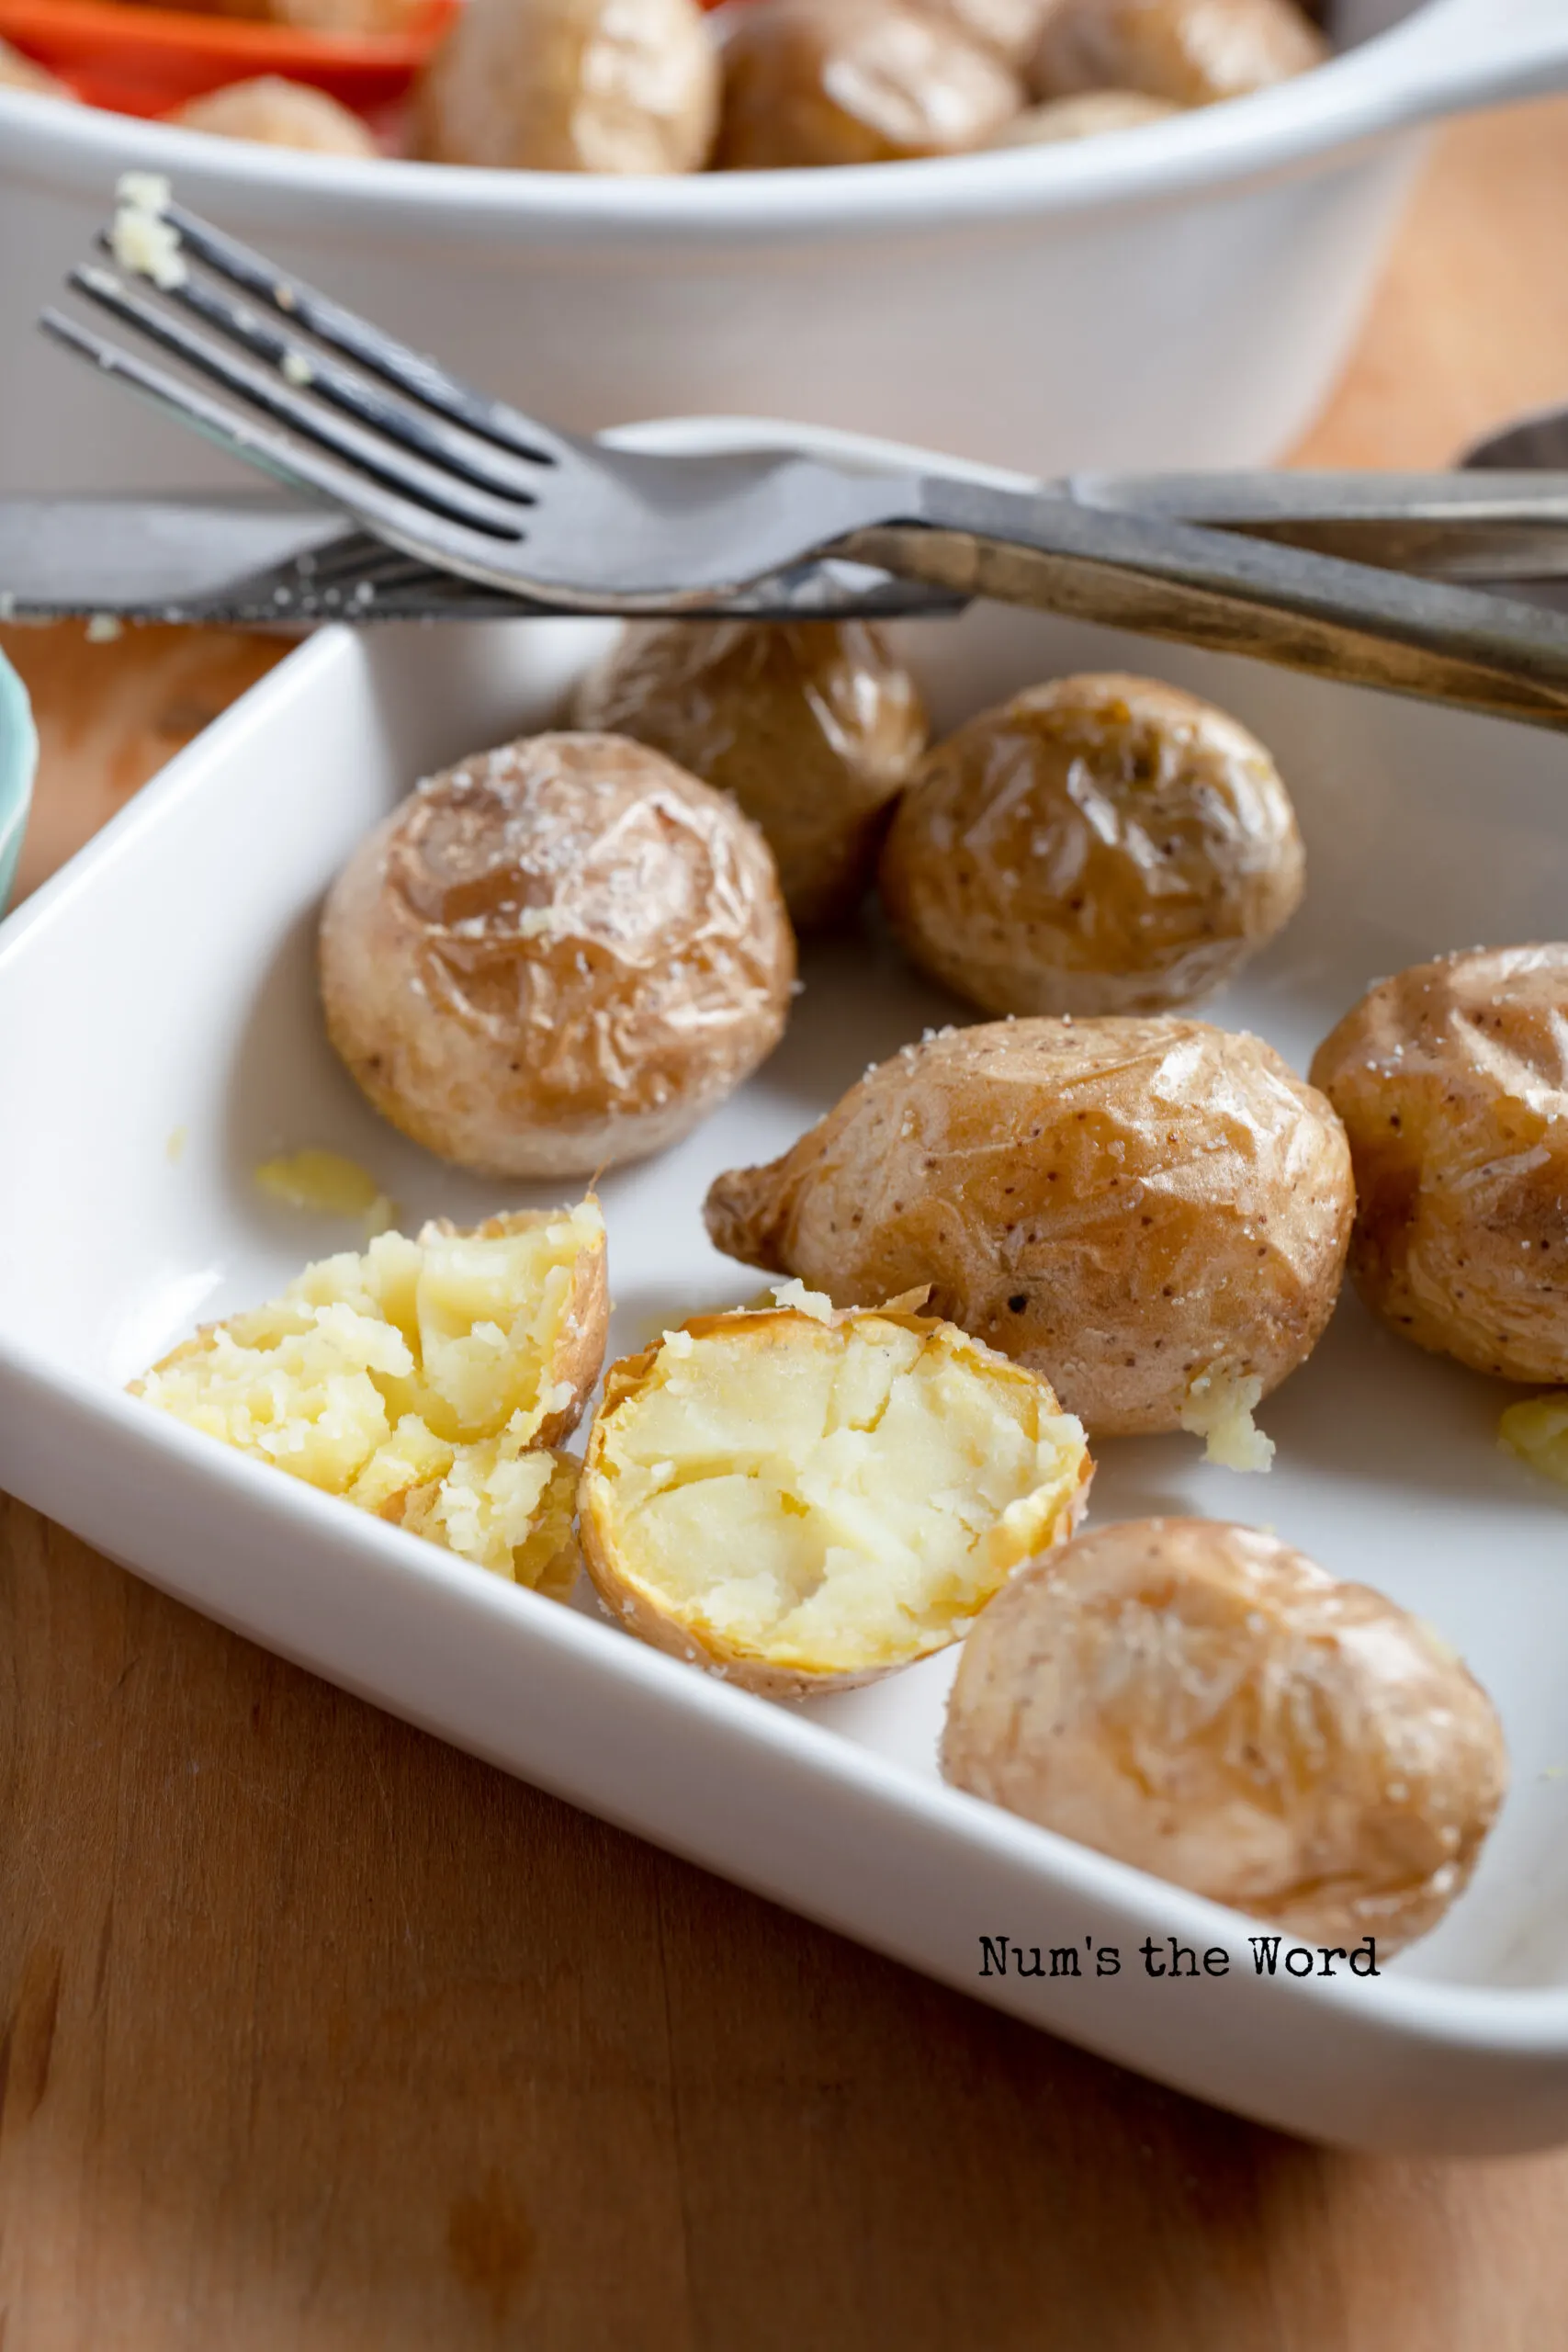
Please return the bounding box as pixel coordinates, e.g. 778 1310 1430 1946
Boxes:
67 264 530 539
162 204 570 468
39 306 507 571
94 233 547 507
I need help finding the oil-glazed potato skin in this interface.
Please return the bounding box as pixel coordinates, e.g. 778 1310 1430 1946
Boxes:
320 731 795 1181
1030 0 1327 108
878 674 1304 1018
570 620 930 930
704 1015 1354 1436
419 0 719 173
169 77 380 154
580 1304 1092 1699
715 0 1023 169
942 1519 1507 1953
1310 945 1568 1384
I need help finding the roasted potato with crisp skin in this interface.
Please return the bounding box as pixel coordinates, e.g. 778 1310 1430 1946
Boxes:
169 77 379 154
704 1015 1354 1437
878 674 1303 1018
1311 944 1568 1384
418 0 719 173
581 1293 1091 1698
571 620 929 930
1029 0 1327 108
942 1518 1507 1953
134 1202 607 1589
320 731 795 1180
715 0 1023 169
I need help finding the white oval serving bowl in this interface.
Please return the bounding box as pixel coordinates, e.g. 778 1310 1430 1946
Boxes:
6 413 1568 2153
3 0 1565 492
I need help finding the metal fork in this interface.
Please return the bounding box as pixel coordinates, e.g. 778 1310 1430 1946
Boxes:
39 198 1568 731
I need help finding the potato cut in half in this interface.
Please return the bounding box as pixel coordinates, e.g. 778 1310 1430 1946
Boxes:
581 1298 1092 1698
134 1201 606 1588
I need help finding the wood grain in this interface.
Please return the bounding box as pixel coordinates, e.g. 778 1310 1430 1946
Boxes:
6 96 1568 2352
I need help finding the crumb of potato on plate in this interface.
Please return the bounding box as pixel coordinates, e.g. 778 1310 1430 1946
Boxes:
165 1125 187 1166
133 1200 607 1588
254 1148 397 1236
1499 1394 1568 1487
1179 1367 1275 1474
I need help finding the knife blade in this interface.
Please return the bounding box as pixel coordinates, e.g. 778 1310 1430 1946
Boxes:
0 494 967 626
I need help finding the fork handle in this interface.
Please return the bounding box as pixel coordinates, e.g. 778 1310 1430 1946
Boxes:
836 479 1568 732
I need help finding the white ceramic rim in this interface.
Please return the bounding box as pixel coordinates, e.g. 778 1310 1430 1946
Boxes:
2 0 1564 243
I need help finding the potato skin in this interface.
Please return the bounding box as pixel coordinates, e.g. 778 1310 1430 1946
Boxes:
320 732 795 1180
987 87 1179 142
942 1518 1506 1953
1310 944 1568 1384
715 0 1023 169
581 1306 1091 1699
878 674 1303 1018
571 620 929 930
1030 0 1327 107
704 1015 1354 1436
169 77 379 155
419 0 718 172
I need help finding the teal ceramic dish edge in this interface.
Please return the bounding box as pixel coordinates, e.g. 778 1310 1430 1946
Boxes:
0 649 38 916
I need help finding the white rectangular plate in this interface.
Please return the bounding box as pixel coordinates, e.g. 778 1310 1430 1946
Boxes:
6 428 1568 2154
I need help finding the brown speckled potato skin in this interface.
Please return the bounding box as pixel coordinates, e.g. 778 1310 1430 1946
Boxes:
942 1518 1507 1953
715 0 1023 168
1310 944 1568 1384
571 620 929 930
169 77 379 155
419 0 718 172
320 732 795 1180
704 1014 1354 1436
878 674 1303 1017
1030 0 1327 107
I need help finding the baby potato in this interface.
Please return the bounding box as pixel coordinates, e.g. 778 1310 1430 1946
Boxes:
1311 944 1568 1384
908 0 1056 64
580 1295 1092 1698
1030 0 1327 107
704 1014 1354 1437
942 1519 1507 1953
987 87 1179 142
419 0 719 173
169 77 379 155
320 731 795 1180
878 673 1303 1019
135 1201 607 1589
570 620 929 930
715 0 1023 170
0 35 75 96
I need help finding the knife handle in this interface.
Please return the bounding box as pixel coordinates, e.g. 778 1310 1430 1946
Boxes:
836 475 1568 732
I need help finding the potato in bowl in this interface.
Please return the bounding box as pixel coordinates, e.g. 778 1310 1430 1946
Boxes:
580 1293 1091 1697
705 1014 1354 1439
942 1517 1507 1954
319 729 795 1181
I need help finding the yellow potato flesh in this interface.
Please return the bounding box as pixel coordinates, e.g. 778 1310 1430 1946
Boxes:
592 1315 1088 1675
136 1203 603 1581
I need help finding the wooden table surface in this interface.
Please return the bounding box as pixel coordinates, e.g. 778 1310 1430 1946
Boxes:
6 98 1568 2352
